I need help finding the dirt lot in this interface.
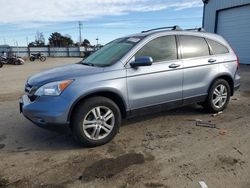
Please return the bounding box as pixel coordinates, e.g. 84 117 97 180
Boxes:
0 58 250 188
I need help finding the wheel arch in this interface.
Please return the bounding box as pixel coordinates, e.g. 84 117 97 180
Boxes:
68 90 128 124
209 74 234 96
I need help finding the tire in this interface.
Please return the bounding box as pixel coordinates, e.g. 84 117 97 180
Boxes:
71 96 122 147
0 62 3 68
203 79 231 113
30 57 35 62
40 56 46 62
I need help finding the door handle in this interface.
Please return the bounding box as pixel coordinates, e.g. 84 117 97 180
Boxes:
208 59 216 63
169 64 181 68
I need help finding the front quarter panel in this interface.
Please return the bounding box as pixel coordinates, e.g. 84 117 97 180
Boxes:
62 67 129 115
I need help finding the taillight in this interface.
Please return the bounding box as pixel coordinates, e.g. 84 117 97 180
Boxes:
236 55 240 69
231 47 239 69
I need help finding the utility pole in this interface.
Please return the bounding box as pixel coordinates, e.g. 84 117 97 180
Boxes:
13 40 19 56
96 36 99 50
96 36 99 45
78 21 82 46
26 36 29 46
16 41 19 57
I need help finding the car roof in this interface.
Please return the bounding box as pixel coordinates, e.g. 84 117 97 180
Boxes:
126 29 228 46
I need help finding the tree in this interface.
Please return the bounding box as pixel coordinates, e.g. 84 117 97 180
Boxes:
28 31 45 47
28 42 36 47
82 39 90 51
35 31 45 46
48 32 74 47
94 44 104 50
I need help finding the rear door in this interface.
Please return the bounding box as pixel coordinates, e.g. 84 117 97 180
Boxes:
126 35 183 110
179 35 218 102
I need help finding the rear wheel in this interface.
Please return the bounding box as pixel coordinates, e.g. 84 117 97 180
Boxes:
71 96 121 147
0 61 3 68
40 56 46 62
203 79 231 113
30 57 35 62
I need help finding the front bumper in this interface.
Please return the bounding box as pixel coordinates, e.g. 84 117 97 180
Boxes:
20 95 70 126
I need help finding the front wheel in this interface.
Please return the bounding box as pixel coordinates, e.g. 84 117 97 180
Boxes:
40 56 46 62
71 97 121 147
0 61 3 68
203 79 231 113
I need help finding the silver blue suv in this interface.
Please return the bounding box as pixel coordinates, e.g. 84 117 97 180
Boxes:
20 26 240 147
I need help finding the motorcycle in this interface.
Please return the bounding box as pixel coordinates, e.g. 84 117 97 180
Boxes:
0 56 4 68
0 55 24 65
30 53 46 62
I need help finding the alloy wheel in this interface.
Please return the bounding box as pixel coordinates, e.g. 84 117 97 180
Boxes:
212 84 228 109
82 106 115 140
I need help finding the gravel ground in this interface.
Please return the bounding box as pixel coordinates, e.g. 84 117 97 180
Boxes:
0 58 250 188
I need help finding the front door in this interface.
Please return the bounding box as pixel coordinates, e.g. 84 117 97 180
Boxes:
126 35 183 110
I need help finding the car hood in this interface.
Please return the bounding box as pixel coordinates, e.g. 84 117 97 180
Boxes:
28 63 104 86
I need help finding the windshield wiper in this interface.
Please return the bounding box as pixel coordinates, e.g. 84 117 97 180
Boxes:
81 62 95 66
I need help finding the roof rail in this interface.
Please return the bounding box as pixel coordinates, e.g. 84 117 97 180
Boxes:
186 27 206 32
141 25 182 33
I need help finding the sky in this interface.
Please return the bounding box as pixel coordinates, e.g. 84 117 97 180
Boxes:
0 0 204 46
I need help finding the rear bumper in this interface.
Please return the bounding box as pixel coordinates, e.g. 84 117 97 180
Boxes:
20 95 70 126
234 84 240 91
233 69 241 94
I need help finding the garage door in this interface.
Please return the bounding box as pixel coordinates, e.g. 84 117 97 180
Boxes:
216 4 250 64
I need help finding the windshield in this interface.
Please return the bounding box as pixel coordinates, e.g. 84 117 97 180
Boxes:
82 37 143 67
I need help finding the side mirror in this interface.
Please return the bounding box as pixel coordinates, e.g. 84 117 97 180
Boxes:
130 56 153 67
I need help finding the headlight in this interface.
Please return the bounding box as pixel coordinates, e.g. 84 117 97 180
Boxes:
35 80 73 96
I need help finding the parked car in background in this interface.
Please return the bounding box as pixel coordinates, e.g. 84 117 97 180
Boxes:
20 26 240 147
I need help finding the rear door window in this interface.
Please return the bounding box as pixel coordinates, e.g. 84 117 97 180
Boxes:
135 35 177 63
179 35 210 59
207 39 229 55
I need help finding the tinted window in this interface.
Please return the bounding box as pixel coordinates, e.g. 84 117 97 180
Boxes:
207 39 229 54
180 35 210 59
135 35 177 62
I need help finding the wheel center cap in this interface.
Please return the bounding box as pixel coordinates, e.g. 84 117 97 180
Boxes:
97 119 104 125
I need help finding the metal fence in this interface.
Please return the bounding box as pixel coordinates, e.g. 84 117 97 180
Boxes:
0 46 93 58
